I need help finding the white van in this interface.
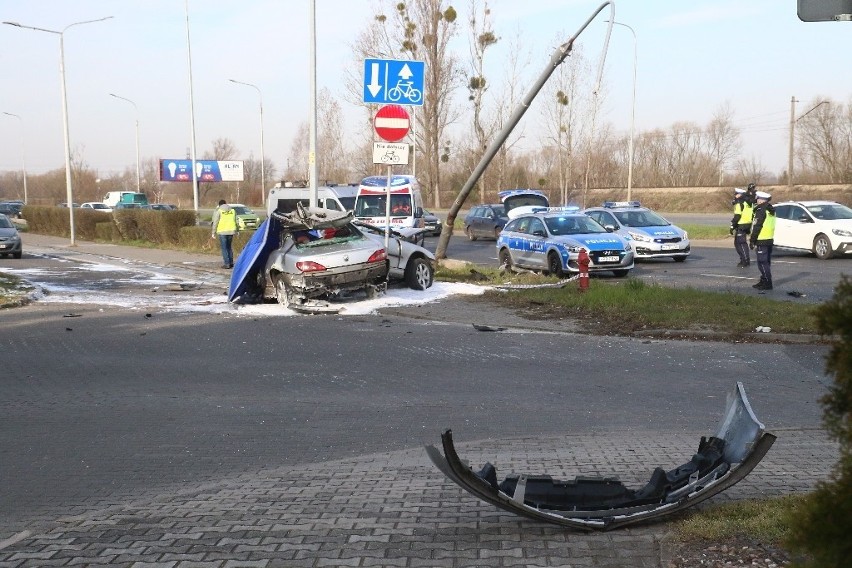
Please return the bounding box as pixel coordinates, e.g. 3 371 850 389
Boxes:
103 191 148 207
353 175 425 229
266 182 357 217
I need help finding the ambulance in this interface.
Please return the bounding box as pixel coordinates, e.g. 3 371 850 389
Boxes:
353 175 425 229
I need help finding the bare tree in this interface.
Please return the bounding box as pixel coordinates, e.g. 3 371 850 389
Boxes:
540 40 591 205
464 0 498 203
797 97 852 183
385 0 462 208
704 102 742 186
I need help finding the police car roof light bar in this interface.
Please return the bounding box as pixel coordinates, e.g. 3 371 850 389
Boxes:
603 200 641 208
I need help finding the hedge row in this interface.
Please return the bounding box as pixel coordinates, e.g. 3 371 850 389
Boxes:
21 206 252 254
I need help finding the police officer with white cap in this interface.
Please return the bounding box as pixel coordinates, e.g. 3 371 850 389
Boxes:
749 191 776 290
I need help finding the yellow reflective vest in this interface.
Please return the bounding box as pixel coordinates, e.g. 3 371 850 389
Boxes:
216 208 237 234
756 210 775 241
737 201 754 225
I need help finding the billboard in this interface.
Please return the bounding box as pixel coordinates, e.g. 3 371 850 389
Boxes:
159 159 244 182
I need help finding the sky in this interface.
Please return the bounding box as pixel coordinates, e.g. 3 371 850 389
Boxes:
1 0 851 185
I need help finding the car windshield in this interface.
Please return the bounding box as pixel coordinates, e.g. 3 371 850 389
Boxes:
233 206 253 215
355 194 412 217
0 215 13 228
614 209 670 227
339 197 356 210
806 203 852 220
545 215 608 235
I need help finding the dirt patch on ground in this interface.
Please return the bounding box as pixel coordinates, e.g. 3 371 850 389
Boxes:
665 534 795 567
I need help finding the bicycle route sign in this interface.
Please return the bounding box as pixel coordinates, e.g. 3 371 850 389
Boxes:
372 142 410 165
363 58 425 106
374 104 410 142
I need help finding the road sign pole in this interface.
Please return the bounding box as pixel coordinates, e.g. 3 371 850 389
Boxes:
384 165 392 252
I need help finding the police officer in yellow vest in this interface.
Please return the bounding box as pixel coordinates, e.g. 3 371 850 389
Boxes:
749 191 776 290
211 199 238 269
730 187 754 268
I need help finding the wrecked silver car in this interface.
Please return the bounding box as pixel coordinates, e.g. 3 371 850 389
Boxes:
426 382 775 531
228 206 389 309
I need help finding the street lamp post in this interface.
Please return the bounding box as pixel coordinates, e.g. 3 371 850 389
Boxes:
788 97 830 189
109 93 141 193
4 16 113 245
2 112 28 204
608 20 637 201
228 79 266 206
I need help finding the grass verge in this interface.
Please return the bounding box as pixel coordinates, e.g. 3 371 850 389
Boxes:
674 495 806 543
0 272 34 308
437 264 820 337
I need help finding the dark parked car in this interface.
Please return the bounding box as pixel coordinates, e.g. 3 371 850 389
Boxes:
0 213 23 258
422 210 442 236
463 204 508 240
0 202 23 218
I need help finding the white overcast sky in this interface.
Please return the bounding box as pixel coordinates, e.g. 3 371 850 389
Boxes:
1 0 850 180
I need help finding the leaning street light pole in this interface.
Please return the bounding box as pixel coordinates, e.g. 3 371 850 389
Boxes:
2 112 28 204
607 20 637 201
434 1 615 260
4 16 113 245
228 79 266 206
109 93 141 193
787 96 829 190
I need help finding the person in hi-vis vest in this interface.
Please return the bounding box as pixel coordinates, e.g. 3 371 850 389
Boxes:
211 199 238 269
749 191 776 291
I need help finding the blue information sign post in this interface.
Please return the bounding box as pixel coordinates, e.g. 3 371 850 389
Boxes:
363 58 425 106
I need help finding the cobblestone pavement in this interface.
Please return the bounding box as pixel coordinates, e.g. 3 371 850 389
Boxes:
0 428 837 567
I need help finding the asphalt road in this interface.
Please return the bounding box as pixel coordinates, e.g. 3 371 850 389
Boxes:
425 231 847 304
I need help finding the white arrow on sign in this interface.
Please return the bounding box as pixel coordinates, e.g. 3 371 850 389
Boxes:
399 63 413 80
367 62 382 97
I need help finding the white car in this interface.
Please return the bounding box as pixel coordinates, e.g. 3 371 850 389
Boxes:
773 200 852 260
80 202 113 212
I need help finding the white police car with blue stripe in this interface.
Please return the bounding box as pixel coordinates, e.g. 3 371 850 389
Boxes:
496 207 634 277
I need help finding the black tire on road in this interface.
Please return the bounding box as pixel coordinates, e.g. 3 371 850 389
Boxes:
547 252 564 278
465 226 477 241
673 256 687 262
405 257 434 290
612 269 630 278
273 275 291 307
813 234 833 260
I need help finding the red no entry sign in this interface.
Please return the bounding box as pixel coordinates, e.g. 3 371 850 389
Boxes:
374 104 410 142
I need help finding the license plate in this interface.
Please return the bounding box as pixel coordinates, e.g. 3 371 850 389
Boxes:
597 255 619 263
661 244 678 250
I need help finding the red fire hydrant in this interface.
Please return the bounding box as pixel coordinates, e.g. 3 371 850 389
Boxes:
578 248 590 292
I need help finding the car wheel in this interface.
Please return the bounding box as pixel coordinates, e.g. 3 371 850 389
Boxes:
546 252 564 278
813 234 833 260
13 251 22 259
273 274 291 307
465 226 477 241
493 226 501 240
673 256 687 262
405 257 434 290
498 248 513 269
612 269 629 278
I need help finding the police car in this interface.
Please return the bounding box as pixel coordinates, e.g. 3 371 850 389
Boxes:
496 207 634 277
583 201 690 261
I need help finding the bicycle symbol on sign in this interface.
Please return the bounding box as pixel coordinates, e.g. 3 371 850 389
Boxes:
380 150 401 164
387 80 422 104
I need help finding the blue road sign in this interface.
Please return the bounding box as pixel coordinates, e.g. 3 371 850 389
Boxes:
363 58 425 106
